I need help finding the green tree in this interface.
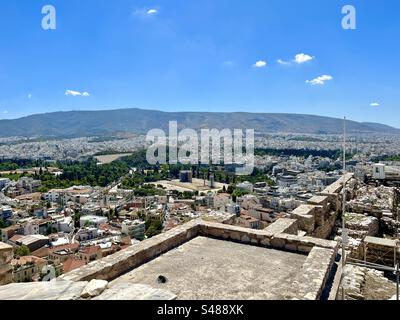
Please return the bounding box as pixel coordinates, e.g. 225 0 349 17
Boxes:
14 245 30 257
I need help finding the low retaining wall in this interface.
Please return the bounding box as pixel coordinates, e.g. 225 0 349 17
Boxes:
60 218 338 301
60 220 201 282
264 218 298 235
286 247 337 300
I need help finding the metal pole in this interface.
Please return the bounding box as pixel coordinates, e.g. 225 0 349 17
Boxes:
341 117 347 300
397 263 399 301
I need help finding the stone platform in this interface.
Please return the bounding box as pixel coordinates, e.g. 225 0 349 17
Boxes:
110 236 307 300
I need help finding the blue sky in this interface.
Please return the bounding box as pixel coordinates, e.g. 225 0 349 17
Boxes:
0 0 399 127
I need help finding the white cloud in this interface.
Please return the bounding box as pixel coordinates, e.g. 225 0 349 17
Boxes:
277 59 290 65
277 53 314 66
295 53 313 64
147 9 158 15
65 90 90 97
253 60 267 68
3 110 8 114
28 94 32 99
133 8 159 18
306 75 333 85
370 102 380 107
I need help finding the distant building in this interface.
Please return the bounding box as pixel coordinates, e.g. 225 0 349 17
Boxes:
78 245 102 263
80 215 108 228
51 215 74 233
0 178 10 190
226 204 241 216
14 235 49 252
11 256 47 283
0 206 13 221
75 228 99 241
373 163 386 180
179 171 193 183
277 175 297 188
44 190 60 203
22 221 40 236
237 181 254 193
121 220 146 241
1 224 24 243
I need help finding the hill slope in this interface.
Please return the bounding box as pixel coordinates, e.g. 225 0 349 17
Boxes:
0 108 398 137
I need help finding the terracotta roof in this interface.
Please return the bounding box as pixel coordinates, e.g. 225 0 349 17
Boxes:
49 242 80 254
9 234 23 242
11 255 47 266
31 246 50 258
79 245 101 255
62 258 86 273
98 223 119 232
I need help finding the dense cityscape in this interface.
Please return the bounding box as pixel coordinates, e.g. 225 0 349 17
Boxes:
1 131 400 300
1 0 400 310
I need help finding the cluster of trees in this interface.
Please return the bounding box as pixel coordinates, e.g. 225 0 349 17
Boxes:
58 159 129 186
0 158 50 169
382 155 400 161
31 159 130 192
0 162 19 171
255 148 343 159
0 219 11 229
145 215 163 238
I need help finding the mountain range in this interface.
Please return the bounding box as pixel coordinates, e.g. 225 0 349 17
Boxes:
0 108 398 138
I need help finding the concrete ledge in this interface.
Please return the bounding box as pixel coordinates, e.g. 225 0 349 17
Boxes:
308 195 329 209
291 205 316 233
273 233 339 254
0 281 89 300
198 220 274 244
321 173 353 195
264 218 298 235
287 247 337 300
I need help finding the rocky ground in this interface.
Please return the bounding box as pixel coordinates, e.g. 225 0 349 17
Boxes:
341 265 397 300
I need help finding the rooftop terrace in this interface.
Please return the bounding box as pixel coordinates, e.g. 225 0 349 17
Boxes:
110 236 307 300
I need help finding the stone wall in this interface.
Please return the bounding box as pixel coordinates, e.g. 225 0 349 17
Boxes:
60 220 201 282
0 242 13 286
362 236 399 266
291 205 316 234
286 247 336 300
264 218 298 235
289 173 355 239
59 218 338 301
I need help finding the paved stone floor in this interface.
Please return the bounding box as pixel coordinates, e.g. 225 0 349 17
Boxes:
110 236 307 300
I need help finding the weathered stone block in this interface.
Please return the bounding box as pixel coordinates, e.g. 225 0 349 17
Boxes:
270 237 286 249
241 235 251 243
260 238 271 246
81 279 109 298
264 218 298 235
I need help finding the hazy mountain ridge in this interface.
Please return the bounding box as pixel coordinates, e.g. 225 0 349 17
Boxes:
0 108 398 138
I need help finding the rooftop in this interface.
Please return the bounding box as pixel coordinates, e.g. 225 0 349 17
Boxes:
59 220 338 300
110 236 306 300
